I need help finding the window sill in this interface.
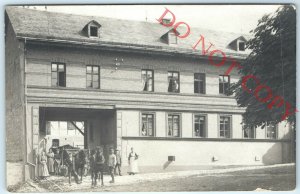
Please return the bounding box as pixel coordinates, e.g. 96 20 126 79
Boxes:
122 136 290 142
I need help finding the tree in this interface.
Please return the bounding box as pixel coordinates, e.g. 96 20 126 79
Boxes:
229 5 296 129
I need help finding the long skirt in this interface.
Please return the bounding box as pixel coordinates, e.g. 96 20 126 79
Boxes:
48 158 54 173
40 161 49 177
128 157 139 173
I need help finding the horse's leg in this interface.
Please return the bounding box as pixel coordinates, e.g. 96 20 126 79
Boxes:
100 170 104 186
95 171 98 186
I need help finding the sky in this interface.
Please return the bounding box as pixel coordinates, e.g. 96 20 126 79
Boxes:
28 5 281 34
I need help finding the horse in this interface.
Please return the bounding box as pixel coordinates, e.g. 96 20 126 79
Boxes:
60 149 81 185
74 150 86 181
89 148 105 187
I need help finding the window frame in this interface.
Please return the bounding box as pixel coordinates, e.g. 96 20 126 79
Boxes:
51 62 66 87
193 114 207 138
265 123 278 139
141 69 154 92
168 31 178 44
219 75 230 95
89 25 99 37
218 115 232 138
194 73 206 94
166 113 181 138
140 112 156 137
86 65 100 89
168 71 180 93
238 41 245 51
243 126 256 139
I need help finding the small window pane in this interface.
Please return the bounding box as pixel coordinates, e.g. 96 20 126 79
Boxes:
239 42 245 51
93 81 99 89
58 64 65 72
51 64 57 71
93 75 99 82
87 66 92 73
93 66 99 73
90 26 98 37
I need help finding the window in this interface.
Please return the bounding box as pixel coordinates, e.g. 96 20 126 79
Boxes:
194 73 206 94
219 75 230 95
51 63 66 87
168 114 180 137
266 123 277 139
162 18 171 25
194 115 206 137
142 70 154 92
168 31 177 44
238 42 245 51
86 65 100 89
219 116 231 138
141 113 154 136
90 26 98 37
243 126 256 138
168 71 180 93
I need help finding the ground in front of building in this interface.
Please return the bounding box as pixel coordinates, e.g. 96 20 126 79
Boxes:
10 164 295 192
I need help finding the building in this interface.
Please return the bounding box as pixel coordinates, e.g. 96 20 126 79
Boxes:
5 7 293 185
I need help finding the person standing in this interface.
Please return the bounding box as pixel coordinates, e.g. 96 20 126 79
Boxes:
39 151 49 179
53 149 61 175
89 150 97 187
47 148 55 175
95 146 105 186
114 149 122 176
108 148 117 183
128 147 139 175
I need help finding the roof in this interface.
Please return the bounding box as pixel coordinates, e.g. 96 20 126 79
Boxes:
6 6 251 58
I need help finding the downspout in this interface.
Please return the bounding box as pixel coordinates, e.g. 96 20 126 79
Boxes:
23 37 28 181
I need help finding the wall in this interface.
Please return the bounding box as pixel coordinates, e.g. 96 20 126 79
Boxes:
25 43 240 96
119 110 291 167
5 13 25 162
121 139 285 167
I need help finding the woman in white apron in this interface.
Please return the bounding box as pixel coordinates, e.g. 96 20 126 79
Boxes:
128 147 139 175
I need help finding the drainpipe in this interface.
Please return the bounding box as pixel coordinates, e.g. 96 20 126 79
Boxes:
23 37 28 181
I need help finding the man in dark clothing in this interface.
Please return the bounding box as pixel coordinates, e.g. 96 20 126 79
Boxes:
95 146 105 186
114 149 122 176
89 150 97 187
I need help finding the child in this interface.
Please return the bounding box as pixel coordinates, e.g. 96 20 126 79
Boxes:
108 148 117 183
114 149 122 176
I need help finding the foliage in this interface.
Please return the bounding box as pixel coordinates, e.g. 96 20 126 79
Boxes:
229 5 296 129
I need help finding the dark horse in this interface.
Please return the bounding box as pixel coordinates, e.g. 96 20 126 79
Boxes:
75 150 86 181
60 149 81 185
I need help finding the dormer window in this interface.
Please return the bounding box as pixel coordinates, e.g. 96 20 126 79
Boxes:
168 31 177 44
90 26 98 37
160 29 179 45
162 18 171 25
227 36 247 52
238 41 245 51
83 20 101 38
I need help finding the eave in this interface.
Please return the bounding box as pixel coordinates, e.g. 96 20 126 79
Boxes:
17 34 248 61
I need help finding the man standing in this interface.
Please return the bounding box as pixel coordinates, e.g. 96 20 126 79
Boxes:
108 148 117 183
95 146 105 186
114 149 122 176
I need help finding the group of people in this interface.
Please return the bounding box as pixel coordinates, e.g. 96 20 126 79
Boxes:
89 147 139 187
39 148 62 179
38 146 139 187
